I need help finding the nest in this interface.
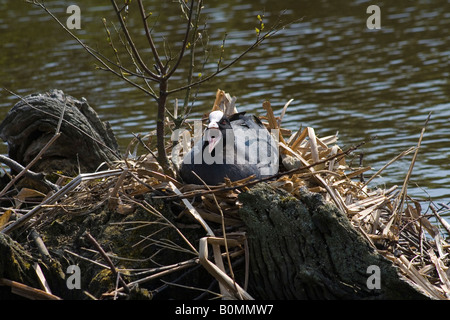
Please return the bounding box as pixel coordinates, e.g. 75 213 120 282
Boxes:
1 89 449 300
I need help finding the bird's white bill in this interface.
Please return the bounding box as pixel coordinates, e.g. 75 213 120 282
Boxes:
205 128 222 153
208 110 224 127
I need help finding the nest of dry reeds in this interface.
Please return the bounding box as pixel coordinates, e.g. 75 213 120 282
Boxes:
1 89 449 300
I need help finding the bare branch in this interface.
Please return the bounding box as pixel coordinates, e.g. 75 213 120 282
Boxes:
28 1 158 99
169 11 299 96
217 33 227 73
109 21 158 97
181 0 206 117
168 20 282 95
110 0 160 80
85 232 131 294
165 0 196 79
0 155 59 192
137 0 164 72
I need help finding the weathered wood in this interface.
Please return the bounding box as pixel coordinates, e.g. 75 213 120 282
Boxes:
238 183 430 300
0 89 120 175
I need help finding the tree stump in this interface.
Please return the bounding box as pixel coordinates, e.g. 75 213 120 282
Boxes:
0 89 120 175
238 183 430 300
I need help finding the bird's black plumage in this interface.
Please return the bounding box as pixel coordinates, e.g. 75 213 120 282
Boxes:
179 111 279 185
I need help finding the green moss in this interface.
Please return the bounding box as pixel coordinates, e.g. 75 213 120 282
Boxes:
0 233 37 287
127 286 152 300
89 269 115 297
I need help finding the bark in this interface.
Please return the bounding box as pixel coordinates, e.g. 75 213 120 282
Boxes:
0 89 120 175
238 183 430 300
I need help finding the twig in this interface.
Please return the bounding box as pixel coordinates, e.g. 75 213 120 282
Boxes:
430 204 450 235
1 169 124 234
125 195 198 254
0 134 60 200
33 262 53 294
64 249 110 270
159 279 222 298
110 0 159 80
0 155 59 192
362 146 417 188
132 133 157 160
193 172 235 278
85 232 131 294
108 167 129 209
27 1 158 98
278 98 294 127
164 0 195 79
136 0 163 71
111 259 199 294
396 113 431 213
180 0 205 120
243 237 249 291
396 254 444 299
56 95 67 133
167 13 299 95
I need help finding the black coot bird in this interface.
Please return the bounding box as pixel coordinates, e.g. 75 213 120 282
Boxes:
179 110 279 185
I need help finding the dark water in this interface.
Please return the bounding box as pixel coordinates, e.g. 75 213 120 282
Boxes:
1 0 449 210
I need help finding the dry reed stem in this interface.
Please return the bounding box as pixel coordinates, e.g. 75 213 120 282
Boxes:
198 237 253 300
278 98 294 127
1 169 123 234
33 262 52 294
430 204 450 235
0 278 62 300
189 171 234 298
169 181 214 237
